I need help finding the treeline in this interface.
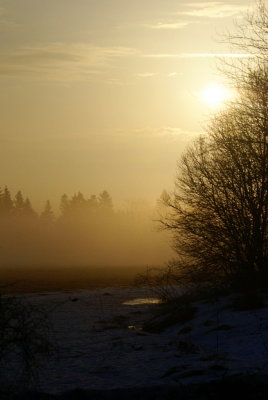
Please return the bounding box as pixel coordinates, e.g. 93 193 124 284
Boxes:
0 187 37 218
0 186 113 220
0 187 172 268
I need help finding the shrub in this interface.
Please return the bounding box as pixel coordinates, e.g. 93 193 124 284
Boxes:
0 293 54 394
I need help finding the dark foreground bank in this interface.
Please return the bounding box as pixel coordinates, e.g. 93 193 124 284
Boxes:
7 376 268 400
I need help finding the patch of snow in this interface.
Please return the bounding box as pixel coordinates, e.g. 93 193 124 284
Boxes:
2 287 268 394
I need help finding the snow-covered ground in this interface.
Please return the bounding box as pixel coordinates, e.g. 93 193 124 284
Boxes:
3 286 268 394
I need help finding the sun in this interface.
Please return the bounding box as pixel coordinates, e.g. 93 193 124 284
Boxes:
201 84 231 108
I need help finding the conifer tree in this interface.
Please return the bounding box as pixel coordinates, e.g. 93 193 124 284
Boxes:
40 200 54 222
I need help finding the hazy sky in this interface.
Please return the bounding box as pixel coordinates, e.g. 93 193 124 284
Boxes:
0 0 253 210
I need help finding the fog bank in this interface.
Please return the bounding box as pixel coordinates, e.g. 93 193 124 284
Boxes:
0 188 173 269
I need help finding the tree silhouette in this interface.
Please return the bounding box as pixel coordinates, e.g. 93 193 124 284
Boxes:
40 200 54 223
14 191 25 215
59 190 113 219
0 186 13 216
23 198 36 218
98 190 113 210
161 1 268 287
60 193 70 217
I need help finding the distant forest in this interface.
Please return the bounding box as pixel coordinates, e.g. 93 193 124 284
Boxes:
0 187 114 220
0 187 172 267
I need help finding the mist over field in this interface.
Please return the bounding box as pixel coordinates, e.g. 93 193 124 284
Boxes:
0 187 173 271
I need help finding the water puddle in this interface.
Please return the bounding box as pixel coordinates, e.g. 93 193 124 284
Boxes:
123 297 161 306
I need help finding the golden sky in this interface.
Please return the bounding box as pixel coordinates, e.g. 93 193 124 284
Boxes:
0 0 253 209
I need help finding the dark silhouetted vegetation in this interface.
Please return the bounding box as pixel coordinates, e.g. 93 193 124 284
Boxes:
0 292 54 396
160 0 268 290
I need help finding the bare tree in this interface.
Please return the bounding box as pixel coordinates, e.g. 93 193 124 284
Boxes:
225 0 268 59
161 1 268 288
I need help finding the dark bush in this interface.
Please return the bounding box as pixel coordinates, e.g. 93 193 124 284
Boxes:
0 293 54 394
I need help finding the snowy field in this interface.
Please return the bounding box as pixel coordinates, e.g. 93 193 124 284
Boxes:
3 286 268 396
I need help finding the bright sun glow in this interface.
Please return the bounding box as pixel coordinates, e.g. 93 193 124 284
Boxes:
201 84 231 108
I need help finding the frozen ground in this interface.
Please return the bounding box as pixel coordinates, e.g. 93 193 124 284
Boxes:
3 286 268 395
